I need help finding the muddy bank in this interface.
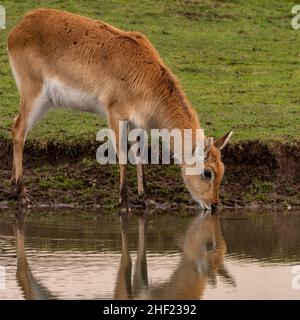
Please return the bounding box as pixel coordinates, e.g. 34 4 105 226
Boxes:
0 139 299 209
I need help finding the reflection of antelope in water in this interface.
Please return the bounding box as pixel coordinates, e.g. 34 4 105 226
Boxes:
114 212 235 300
14 210 56 300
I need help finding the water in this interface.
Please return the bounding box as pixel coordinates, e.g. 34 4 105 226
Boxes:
0 208 300 300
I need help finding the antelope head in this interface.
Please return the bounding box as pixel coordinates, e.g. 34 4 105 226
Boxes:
182 130 233 210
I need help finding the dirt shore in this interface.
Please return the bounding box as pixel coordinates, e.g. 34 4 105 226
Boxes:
0 139 299 209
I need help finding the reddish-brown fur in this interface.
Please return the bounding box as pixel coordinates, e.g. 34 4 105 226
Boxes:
8 9 233 210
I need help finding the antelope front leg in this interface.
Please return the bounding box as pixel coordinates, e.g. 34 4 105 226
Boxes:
136 163 158 208
136 163 149 207
108 112 130 212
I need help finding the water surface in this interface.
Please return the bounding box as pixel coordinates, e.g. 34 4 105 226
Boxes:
0 208 299 300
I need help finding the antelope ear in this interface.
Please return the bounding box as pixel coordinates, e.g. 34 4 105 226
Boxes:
214 130 233 151
204 137 214 152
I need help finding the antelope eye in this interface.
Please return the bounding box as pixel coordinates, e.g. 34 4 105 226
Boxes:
202 169 213 180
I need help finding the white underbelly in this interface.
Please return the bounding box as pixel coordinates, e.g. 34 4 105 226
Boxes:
44 78 107 116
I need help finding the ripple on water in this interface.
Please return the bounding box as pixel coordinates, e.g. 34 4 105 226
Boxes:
0 209 300 299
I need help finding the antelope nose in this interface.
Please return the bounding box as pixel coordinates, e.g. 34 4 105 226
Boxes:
211 203 218 209
211 199 219 210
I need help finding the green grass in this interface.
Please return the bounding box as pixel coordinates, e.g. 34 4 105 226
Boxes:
38 175 85 190
0 0 299 144
244 180 274 202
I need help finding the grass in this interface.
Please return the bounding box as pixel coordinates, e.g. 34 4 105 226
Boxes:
38 176 86 190
244 180 274 202
0 0 299 145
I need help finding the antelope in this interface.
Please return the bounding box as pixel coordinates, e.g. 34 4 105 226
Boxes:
7 8 233 211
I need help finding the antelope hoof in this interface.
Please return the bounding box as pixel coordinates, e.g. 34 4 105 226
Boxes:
119 197 131 213
120 205 131 213
136 193 148 209
145 199 159 208
18 187 36 208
